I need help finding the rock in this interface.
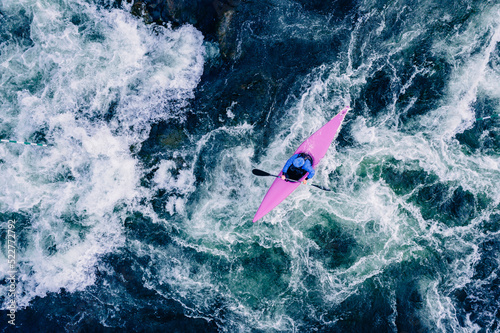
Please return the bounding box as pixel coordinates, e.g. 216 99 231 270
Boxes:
132 0 242 59
131 1 153 24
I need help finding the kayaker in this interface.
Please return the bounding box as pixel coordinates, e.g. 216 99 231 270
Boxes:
281 153 315 184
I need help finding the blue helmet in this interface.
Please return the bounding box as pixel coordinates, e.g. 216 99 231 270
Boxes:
293 157 305 168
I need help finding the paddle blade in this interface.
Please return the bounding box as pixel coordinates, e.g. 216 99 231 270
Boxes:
311 184 332 191
252 169 273 177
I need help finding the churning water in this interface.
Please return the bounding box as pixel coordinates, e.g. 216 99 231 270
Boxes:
1 0 499 332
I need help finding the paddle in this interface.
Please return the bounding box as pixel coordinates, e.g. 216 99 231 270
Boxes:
252 168 332 191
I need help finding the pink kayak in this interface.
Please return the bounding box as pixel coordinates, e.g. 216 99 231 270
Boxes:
253 106 350 222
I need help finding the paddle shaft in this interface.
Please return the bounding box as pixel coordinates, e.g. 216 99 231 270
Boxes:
252 169 331 191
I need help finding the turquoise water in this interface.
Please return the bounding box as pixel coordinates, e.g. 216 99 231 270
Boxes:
1 0 499 331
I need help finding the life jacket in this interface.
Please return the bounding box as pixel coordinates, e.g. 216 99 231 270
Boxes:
286 153 313 180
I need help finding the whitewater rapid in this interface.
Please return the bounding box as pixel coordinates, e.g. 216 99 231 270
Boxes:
1 0 499 332
0 0 204 308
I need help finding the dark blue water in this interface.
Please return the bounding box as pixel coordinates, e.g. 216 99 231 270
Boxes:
1 0 499 332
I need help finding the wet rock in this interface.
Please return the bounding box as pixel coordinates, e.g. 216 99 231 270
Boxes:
131 0 242 59
131 1 153 24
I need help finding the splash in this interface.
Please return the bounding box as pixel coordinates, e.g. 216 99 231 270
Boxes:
0 0 204 307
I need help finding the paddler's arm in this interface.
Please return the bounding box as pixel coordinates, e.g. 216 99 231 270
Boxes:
302 160 315 184
281 154 299 179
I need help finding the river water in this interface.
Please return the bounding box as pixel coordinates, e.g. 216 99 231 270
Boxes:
1 0 499 332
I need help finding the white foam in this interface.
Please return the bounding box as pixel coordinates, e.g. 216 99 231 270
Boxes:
0 0 204 308
427 5 500 137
